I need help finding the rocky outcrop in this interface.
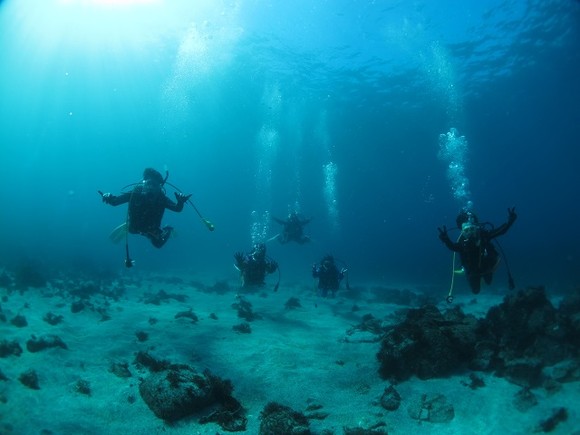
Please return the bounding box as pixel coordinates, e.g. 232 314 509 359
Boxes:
258 402 310 435
139 365 217 422
377 286 580 387
377 304 478 381
138 362 246 431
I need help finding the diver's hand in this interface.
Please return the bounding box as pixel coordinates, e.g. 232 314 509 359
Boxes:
437 225 449 241
234 252 244 265
175 192 191 204
507 207 517 224
101 193 115 204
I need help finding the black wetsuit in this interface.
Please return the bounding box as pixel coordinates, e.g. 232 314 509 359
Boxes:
440 219 515 293
274 215 311 244
313 261 344 297
235 253 278 287
106 183 184 248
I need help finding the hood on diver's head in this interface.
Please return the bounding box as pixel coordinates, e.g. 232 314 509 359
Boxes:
456 210 478 228
322 255 334 268
143 168 164 185
251 243 266 259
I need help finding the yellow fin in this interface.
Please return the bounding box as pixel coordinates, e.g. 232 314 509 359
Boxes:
109 222 127 244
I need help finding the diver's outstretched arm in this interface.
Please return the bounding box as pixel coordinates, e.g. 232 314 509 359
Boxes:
100 191 131 206
438 226 460 252
488 207 517 239
272 217 286 225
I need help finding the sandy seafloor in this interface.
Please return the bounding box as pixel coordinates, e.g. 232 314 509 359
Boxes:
0 272 578 435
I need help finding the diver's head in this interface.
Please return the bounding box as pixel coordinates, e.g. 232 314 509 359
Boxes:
322 255 334 269
461 221 480 244
142 168 164 193
456 210 478 229
251 243 266 260
143 168 164 184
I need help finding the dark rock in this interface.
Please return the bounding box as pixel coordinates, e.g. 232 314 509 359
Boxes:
460 373 485 389
71 300 85 313
0 339 23 357
10 314 28 328
544 360 580 383
343 424 388 434
43 312 64 325
407 393 454 423
513 387 537 412
135 331 148 342
174 308 198 323
304 411 329 420
259 402 310 435
142 289 188 305
69 282 101 299
284 297 301 310
305 403 323 412
232 296 261 321
19 369 40 389
139 366 221 422
0 368 8 381
75 379 91 396
484 287 562 364
133 351 170 372
233 322 251 334
537 407 568 432
470 340 497 371
109 361 132 378
26 335 68 353
205 280 230 294
379 384 401 411
499 357 543 388
377 305 478 381
348 313 385 336
199 394 247 432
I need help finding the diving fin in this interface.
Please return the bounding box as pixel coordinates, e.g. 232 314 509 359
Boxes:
109 222 128 244
265 233 281 243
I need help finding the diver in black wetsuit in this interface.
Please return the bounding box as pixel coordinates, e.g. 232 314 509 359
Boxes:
234 243 278 288
273 212 311 244
101 168 191 248
438 207 517 294
312 255 346 297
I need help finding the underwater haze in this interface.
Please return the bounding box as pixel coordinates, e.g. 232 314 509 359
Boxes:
1 0 579 293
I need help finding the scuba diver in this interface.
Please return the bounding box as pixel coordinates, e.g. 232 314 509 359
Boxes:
272 211 311 244
312 255 347 297
234 243 279 289
438 207 517 295
101 168 191 249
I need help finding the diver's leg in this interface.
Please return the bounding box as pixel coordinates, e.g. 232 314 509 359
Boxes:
148 228 171 248
483 255 500 285
483 272 493 285
467 273 481 294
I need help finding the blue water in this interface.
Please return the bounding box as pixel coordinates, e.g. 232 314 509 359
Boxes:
0 0 579 293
